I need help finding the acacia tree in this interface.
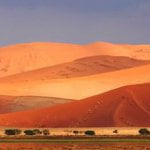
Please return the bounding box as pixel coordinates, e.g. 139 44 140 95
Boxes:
139 128 150 136
85 130 95 136
24 129 43 136
5 129 22 136
24 130 36 135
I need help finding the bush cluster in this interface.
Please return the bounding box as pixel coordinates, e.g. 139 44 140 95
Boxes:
5 129 50 136
5 129 22 135
139 128 150 136
84 130 95 136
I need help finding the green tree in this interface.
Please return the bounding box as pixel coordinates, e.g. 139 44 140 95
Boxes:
85 130 95 136
24 130 35 135
139 128 150 136
5 129 22 136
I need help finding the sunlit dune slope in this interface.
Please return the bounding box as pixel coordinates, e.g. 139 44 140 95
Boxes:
0 55 150 82
0 65 149 99
86 42 150 60
0 42 150 77
0 42 84 77
0 83 149 127
0 95 74 114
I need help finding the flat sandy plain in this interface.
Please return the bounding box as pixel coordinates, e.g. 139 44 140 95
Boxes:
0 127 149 136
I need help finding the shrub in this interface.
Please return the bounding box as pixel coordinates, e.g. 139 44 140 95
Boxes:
113 130 118 134
24 129 43 136
139 128 150 136
24 130 35 135
85 130 95 136
5 129 22 136
33 129 42 135
43 129 50 135
73 130 79 135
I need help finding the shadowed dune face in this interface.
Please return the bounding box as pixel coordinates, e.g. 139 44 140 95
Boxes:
0 42 150 77
0 55 150 82
0 65 149 99
0 96 74 114
0 83 149 127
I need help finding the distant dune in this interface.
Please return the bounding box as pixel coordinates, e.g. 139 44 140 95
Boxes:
0 55 150 82
0 42 84 77
0 96 74 114
0 83 149 127
0 65 149 99
0 42 150 77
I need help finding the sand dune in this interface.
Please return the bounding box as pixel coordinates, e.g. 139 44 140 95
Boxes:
0 42 84 77
0 64 149 99
86 42 150 60
0 83 149 127
0 95 74 114
0 42 150 77
0 55 150 82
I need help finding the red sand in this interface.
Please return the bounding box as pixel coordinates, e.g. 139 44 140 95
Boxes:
0 83 149 127
0 95 74 114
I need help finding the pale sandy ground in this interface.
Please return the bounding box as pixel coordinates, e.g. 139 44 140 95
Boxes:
0 65 149 99
0 127 149 136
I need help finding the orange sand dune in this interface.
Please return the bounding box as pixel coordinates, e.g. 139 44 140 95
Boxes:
0 42 84 77
0 55 149 82
0 83 149 127
0 42 150 77
86 42 150 60
0 65 149 99
0 95 74 114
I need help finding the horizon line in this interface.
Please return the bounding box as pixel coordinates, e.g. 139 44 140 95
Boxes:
1 40 150 48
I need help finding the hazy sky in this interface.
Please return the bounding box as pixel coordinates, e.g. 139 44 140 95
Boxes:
0 0 150 45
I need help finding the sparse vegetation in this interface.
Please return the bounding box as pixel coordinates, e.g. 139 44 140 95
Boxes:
5 129 22 136
139 128 150 136
43 129 50 135
73 130 79 135
33 129 42 135
24 130 36 135
85 130 95 136
3 127 150 139
24 129 44 136
113 130 118 134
